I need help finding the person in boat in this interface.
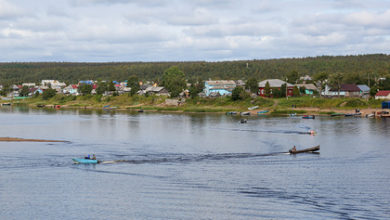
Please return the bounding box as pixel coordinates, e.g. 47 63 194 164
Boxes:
85 154 90 159
92 154 96 160
291 146 297 153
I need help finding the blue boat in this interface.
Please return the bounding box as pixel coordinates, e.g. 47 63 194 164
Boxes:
302 115 315 119
72 158 99 164
257 110 269 115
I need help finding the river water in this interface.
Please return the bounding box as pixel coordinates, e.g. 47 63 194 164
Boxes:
0 106 389 219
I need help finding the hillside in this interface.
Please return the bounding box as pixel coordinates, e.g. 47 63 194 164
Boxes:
0 54 389 84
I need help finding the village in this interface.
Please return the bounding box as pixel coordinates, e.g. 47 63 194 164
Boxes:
1 74 390 100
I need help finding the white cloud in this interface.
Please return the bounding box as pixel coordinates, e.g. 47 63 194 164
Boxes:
0 0 390 61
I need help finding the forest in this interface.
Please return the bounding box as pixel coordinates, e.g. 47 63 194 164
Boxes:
0 54 389 85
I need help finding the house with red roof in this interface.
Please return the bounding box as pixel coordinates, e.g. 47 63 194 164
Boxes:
375 90 390 100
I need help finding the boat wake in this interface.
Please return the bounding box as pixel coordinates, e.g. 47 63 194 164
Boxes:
216 127 314 135
99 152 286 165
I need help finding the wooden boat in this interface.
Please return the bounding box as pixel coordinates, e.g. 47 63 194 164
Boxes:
240 112 250 116
345 113 361 117
289 145 320 154
331 113 345 117
72 158 99 164
248 106 259 110
302 115 315 119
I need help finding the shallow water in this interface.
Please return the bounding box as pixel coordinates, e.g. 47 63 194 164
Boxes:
0 107 389 219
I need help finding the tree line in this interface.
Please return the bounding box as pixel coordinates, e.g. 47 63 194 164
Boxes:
0 54 389 86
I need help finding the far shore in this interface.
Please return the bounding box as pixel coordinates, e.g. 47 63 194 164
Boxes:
29 104 384 117
1 95 387 116
0 137 69 142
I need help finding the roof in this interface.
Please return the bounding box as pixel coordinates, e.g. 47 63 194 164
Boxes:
330 84 360 92
145 86 167 93
357 84 370 92
300 75 312 81
258 79 293 87
296 84 317 90
376 90 390 97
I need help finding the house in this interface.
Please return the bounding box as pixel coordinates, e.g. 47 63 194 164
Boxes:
62 85 79 95
41 80 66 88
375 90 390 100
144 86 170 96
79 80 94 85
29 88 43 96
258 79 294 97
357 84 370 98
296 83 318 95
236 80 246 87
204 80 236 96
22 83 36 87
328 84 361 97
299 75 312 83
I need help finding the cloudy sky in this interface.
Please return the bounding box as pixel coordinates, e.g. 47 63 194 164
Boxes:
0 0 390 62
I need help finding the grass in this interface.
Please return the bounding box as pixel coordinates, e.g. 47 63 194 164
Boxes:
5 94 385 113
277 96 382 109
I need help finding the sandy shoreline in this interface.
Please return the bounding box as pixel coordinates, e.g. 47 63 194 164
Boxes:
0 137 69 142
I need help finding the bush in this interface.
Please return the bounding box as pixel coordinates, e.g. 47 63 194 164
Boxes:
343 99 367 107
42 89 56 100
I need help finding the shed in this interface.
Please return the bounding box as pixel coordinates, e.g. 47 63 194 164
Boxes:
382 101 390 109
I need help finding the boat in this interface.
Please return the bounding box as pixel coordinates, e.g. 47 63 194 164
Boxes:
302 115 315 119
377 111 390 118
240 118 247 123
240 112 250 116
331 113 345 117
345 113 361 117
72 158 99 164
1 103 11 106
289 113 297 117
289 145 320 154
248 106 259 110
257 110 269 115
226 111 238 115
138 109 144 113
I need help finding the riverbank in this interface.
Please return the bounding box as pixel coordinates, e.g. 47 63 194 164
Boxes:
1 94 386 116
0 137 69 142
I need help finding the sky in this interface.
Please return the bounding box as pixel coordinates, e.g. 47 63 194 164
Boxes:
0 0 390 62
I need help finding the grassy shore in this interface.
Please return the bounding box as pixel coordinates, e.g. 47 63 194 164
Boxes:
2 94 385 115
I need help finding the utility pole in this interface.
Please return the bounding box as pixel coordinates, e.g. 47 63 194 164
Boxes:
286 77 288 99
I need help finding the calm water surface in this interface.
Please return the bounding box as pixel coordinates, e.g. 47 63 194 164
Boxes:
0 106 389 219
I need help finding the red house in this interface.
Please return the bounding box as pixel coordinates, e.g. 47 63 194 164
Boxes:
258 79 294 97
375 90 390 100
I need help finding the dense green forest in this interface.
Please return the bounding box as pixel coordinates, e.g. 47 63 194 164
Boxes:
0 54 389 85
